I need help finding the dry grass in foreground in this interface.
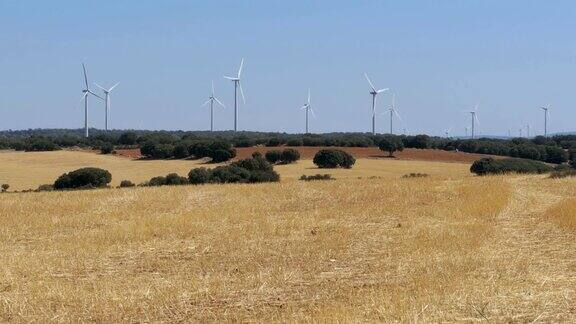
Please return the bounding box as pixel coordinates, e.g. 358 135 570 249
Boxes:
1 173 575 321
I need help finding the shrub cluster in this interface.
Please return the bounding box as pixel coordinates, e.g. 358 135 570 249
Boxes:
300 174 333 181
1 184 9 192
313 149 355 169
144 173 189 187
119 180 135 188
188 156 280 184
470 158 553 176
140 139 236 162
265 148 301 164
54 167 112 190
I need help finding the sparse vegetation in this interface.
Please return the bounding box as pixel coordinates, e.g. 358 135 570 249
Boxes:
549 169 576 179
300 174 333 181
402 172 429 178
1 184 9 192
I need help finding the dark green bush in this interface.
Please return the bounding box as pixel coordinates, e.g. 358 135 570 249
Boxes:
402 173 429 178
36 184 54 192
470 158 553 176
119 180 135 188
1 184 9 192
378 136 404 157
165 173 189 185
173 143 191 159
118 132 138 145
313 149 355 169
188 168 212 184
286 138 303 146
147 176 167 186
100 142 114 154
280 148 301 164
265 150 282 164
300 174 333 181
54 167 112 190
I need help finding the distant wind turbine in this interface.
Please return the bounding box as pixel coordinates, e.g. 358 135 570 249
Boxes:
364 73 389 135
201 81 225 132
540 104 550 136
444 128 452 138
387 93 401 134
94 82 120 131
300 89 315 134
468 103 480 139
224 58 245 132
465 126 469 138
79 63 104 138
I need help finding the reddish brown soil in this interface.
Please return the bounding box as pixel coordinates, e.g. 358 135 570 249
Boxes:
91 147 497 164
236 146 498 163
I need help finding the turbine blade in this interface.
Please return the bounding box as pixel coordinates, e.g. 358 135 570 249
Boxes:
77 92 88 106
307 89 311 104
211 81 215 96
238 58 244 78
239 82 245 104
94 83 107 91
214 97 226 108
108 82 120 92
393 109 402 122
82 63 89 89
88 90 104 100
300 104 309 110
224 76 236 80
201 99 212 107
377 88 389 93
364 73 376 92
309 107 316 119
474 114 480 125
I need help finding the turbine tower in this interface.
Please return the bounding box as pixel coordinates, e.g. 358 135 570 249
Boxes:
364 73 388 135
468 103 480 139
541 105 550 137
387 93 401 134
300 89 315 134
201 81 225 132
224 58 245 132
79 64 104 138
94 82 119 131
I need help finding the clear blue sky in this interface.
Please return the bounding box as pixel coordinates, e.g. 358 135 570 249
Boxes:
1 1 575 136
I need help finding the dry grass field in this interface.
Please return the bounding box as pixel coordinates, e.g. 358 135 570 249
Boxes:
0 150 471 190
1 151 576 321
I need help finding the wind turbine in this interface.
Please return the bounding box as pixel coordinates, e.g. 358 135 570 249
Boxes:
201 81 225 132
79 63 104 138
465 126 469 138
364 73 389 135
300 89 315 134
541 104 550 136
444 128 452 138
526 123 531 138
387 93 401 134
94 82 119 132
224 58 245 132
468 103 480 139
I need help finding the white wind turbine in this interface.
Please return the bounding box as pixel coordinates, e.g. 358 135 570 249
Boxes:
540 104 550 136
444 128 452 138
364 73 389 135
94 82 120 131
468 103 480 139
201 81 226 132
387 93 401 134
79 63 104 138
300 89 315 134
224 58 245 132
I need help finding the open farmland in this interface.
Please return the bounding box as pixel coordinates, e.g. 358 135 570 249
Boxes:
0 153 575 321
0 150 472 191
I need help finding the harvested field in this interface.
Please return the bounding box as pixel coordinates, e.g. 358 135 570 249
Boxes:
1 171 575 321
0 150 471 191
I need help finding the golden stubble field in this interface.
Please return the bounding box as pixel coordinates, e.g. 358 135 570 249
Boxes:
1 151 576 321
